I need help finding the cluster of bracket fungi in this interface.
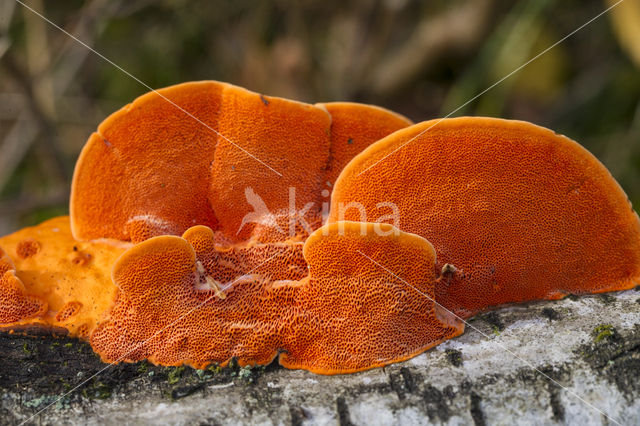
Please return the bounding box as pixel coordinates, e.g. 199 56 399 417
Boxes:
1 81 639 374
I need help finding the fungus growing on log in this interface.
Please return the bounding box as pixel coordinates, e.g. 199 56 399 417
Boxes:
90 221 463 374
329 117 640 318
0 216 127 336
3 82 636 374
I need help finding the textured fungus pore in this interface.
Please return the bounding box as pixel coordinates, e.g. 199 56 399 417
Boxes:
0 216 127 336
71 81 225 241
0 247 46 324
320 102 412 185
280 222 464 374
90 222 462 373
329 117 640 318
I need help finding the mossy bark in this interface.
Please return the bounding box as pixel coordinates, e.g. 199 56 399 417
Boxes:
2 289 639 425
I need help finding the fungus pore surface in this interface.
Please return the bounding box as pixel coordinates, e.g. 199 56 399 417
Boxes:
0 216 128 337
90 222 463 374
0 246 47 325
319 102 412 185
329 117 640 318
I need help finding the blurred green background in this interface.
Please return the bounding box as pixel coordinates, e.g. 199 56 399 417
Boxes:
0 0 639 235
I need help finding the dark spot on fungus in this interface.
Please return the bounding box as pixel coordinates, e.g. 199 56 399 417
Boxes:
347 138 353 145
441 263 457 277
260 94 269 106
71 251 92 266
16 239 40 259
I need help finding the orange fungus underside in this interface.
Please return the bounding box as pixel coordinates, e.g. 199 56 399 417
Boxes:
329 117 640 318
3 81 639 375
89 222 463 374
0 216 127 337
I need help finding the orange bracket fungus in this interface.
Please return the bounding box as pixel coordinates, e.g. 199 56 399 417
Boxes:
71 81 225 242
90 222 463 374
319 102 412 186
71 81 411 244
0 216 126 337
329 117 640 318
2 81 638 375
207 85 332 242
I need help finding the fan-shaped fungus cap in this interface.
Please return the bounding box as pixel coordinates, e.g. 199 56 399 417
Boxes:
0 216 127 337
90 221 462 373
71 81 225 242
208 85 332 242
280 221 464 374
71 81 411 244
329 117 640 318
319 102 412 185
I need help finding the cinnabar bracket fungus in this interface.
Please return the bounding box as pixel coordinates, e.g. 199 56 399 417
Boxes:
0 217 126 336
71 81 411 245
90 222 462 374
3 82 638 375
318 102 412 186
330 117 640 318
71 81 225 243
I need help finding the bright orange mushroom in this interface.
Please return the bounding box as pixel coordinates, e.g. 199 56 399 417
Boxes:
208 85 332 242
9 82 636 375
71 81 225 242
329 117 640 318
0 216 127 337
90 221 463 373
70 81 412 245
280 221 464 374
319 102 412 186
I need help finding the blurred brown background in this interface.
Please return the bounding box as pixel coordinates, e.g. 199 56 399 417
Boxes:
0 0 639 235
